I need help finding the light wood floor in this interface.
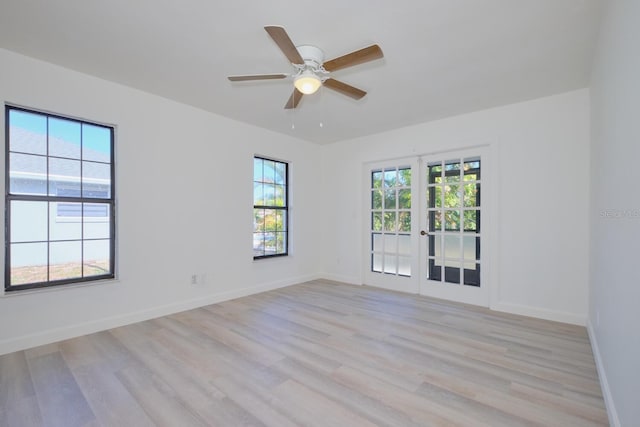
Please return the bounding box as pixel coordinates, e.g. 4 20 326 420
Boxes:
0 280 608 426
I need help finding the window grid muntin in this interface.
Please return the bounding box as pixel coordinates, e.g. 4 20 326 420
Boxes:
253 156 288 259
5 106 115 291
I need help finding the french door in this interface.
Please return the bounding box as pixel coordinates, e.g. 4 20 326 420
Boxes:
364 147 489 306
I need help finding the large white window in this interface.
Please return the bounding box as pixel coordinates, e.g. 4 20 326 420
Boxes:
5 106 115 291
253 156 288 258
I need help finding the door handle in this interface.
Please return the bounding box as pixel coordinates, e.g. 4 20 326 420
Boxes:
420 230 428 236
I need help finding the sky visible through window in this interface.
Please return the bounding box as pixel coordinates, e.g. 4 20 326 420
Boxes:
10 109 111 156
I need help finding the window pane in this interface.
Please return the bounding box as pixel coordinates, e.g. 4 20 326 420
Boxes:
263 160 276 183
274 210 284 232
9 153 47 195
372 254 382 272
398 211 411 232
445 267 461 284
398 168 411 186
384 189 396 209
384 234 397 253
263 184 275 205
371 190 382 209
463 235 480 261
254 209 265 232
464 263 480 287
398 189 411 209
444 185 460 208
464 158 480 180
444 235 461 260
429 234 441 257
253 158 263 181
253 233 264 256
384 170 396 187
372 233 382 252
444 160 461 183
371 170 383 189
428 262 441 281
383 254 396 274
372 212 382 231
50 158 81 196
83 203 110 239
9 110 47 155
11 242 48 285
274 162 286 185
464 210 479 232
49 117 81 159
82 161 111 198
276 232 286 253
464 183 480 207
82 124 111 163
398 234 411 255
253 182 264 205
383 212 396 231
274 184 285 207
50 202 82 241
11 201 48 243
84 239 111 277
263 209 277 231
264 232 276 254
398 257 411 277
49 241 82 281
444 210 460 231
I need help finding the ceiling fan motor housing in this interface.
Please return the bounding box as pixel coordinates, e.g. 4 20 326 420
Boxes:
296 45 325 71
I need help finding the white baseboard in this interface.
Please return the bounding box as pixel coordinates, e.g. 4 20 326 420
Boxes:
0 274 316 356
491 301 586 326
587 320 620 427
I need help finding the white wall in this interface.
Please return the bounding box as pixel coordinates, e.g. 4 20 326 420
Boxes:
0 46 594 358
321 89 590 325
0 49 323 354
589 1 640 425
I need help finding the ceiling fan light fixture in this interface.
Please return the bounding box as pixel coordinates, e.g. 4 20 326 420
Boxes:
294 71 322 95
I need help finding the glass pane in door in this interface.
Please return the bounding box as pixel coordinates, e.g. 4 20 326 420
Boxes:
370 166 412 277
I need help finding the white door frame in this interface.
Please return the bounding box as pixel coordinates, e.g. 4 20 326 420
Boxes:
362 144 495 308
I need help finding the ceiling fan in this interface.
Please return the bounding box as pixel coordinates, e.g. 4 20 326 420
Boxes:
227 26 384 109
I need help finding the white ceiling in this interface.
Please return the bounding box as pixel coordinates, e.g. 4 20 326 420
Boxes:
0 0 603 144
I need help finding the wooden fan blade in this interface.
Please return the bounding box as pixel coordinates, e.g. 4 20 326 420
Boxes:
264 26 304 65
323 44 383 72
284 89 303 109
323 78 367 100
228 74 287 81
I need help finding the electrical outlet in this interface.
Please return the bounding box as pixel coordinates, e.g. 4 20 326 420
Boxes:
191 274 197 285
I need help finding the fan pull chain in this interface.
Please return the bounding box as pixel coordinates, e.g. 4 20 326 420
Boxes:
291 90 297 130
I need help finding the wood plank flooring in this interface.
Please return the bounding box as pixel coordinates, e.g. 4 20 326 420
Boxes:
0 280 608 426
